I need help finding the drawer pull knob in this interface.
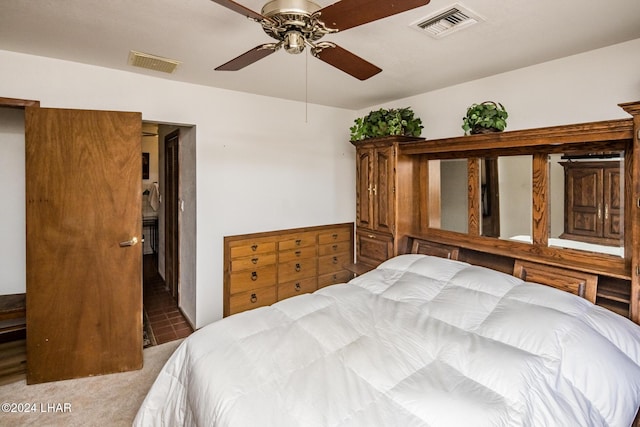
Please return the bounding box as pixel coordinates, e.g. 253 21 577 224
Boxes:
251 271 258 281
295 283 301 291
250 293 257 303
251 257 259 264
295 239 302 246
332 234 338 239
332 244 338 250
295 263 301 272
251 244 258 251
368 234 375 239
332 256 338 264
295 250 301 256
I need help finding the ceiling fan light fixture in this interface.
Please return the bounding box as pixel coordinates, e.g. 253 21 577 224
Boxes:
284 31 305 54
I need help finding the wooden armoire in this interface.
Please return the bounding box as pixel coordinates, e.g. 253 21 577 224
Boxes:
560 160 622 246
352 136 425 269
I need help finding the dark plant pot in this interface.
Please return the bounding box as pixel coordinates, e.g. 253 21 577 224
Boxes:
471 126 502 135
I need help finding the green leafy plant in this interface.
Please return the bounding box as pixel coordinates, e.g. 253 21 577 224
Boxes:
350 107 423 141
461 101 508 135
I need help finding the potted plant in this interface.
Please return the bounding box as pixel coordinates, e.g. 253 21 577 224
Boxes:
462 101 508 135
350 107 423 142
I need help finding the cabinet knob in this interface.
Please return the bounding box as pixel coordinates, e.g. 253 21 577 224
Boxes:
251 257 259 264
295 263 301 272
332 233 338 239
251 271 258 281
332 256 338 264
250 293 257 303
295 239 302 246
295 283 301 292
295 250 301 256
251 244 258 251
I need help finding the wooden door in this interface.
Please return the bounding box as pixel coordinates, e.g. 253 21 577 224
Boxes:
565 166 603 239
603 165 622 241
356 148 373 229
373 146 395 234
25 107 142 384
165 130 180 299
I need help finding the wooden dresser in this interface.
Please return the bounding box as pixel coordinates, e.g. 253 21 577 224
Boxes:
224 223 354 316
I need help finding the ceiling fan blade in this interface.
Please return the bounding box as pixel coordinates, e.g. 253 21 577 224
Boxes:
210 0 267 21
316 0 431 31
313 44 381 80
215 45 278 71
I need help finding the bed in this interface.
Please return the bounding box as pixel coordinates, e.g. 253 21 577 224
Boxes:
134 254 640 426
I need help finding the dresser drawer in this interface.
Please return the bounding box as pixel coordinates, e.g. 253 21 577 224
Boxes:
318 240 351 257
318 253 352 275
278 245 317 263
228 286 277 315
318 229 351 245
230 253 277 272
278 232 317 251
356 229 393 267
278 259 317 283
229 265 277 294
230 241 276 258
318 270 353 288
277 277 317 301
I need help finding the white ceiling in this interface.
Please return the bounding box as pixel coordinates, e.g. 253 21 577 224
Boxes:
1 0 639 110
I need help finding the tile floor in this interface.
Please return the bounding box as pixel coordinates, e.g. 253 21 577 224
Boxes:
143 255 193 345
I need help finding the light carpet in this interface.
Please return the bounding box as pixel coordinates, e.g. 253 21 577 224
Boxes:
0 339 182 427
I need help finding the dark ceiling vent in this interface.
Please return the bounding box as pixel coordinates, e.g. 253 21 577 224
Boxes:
412 4 483 38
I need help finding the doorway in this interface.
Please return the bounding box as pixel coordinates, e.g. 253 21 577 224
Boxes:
141 123 195 346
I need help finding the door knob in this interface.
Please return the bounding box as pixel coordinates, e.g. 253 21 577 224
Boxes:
119 236 139 247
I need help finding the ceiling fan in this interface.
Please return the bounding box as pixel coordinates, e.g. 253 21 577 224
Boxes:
211 0 431 80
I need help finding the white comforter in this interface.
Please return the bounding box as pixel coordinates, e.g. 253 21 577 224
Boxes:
134 255 640 426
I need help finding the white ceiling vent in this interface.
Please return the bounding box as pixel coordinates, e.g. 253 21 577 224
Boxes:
411 4 483 39
128 50 181 74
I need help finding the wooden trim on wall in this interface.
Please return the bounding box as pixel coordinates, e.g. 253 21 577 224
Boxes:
0 97 40 108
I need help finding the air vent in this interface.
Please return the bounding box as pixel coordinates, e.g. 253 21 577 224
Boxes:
128 51 181 74
411 4 483 39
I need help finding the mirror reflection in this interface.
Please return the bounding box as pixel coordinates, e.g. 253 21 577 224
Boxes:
437 156 533 238
496 155 533 241
439 159 468 233
548 151 624 257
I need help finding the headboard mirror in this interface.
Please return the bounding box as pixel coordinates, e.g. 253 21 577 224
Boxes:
426 149 626 259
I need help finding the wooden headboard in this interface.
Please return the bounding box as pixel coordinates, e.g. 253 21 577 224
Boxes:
408 236 603 306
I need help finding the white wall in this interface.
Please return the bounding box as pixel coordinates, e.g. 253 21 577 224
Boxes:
0 107 25 295
0 49 356 328
362 38 640 137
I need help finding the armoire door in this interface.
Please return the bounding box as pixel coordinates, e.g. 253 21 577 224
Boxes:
356 148 373 229
373 145 395 234
25 107 143 384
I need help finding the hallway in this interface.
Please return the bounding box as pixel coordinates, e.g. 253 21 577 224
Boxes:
143 255 193 346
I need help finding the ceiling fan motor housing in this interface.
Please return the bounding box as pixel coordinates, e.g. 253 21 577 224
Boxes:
260 0 329 51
